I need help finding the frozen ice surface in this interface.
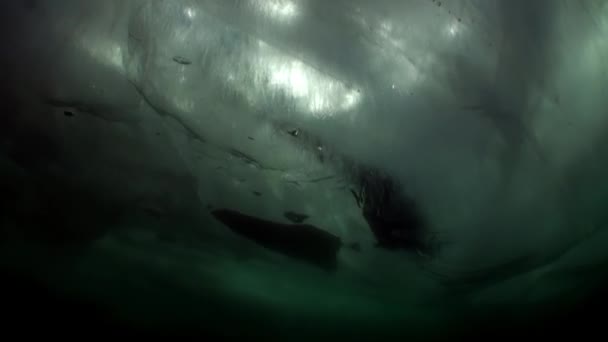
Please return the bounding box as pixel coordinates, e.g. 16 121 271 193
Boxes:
2 0 608 338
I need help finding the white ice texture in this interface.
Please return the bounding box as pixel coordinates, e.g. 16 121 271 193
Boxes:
2 0 608 331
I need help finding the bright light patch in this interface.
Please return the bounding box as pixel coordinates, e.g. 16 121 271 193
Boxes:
446 21 460 37
244 39 362 118
185 7 196 19
80 38 124 72
253 0 299 22
270 61 310 97
341 91 361 110
270 1 296 17
264 57 361 116
308 93 328 113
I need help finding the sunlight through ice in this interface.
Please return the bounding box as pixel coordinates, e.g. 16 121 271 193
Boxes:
185 7 196 19
253 0 299 22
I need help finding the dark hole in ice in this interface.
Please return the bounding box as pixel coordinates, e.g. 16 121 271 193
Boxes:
353 167 432 254
211 209 344 271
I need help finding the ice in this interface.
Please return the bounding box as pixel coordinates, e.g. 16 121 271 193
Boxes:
2 0 608 338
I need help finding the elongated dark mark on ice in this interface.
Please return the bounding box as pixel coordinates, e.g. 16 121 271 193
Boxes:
173 56 192 65
286 180 301 187
212 209 360 271
229 149 263 169
306 175 335 183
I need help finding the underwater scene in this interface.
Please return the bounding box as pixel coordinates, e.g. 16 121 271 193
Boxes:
2 0 608 340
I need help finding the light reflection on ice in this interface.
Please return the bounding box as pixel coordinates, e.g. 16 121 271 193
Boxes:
184 7 196 19
446 20 460 37
128 1 361 119
79 37 125 72
269 60 310 98
252 0 299 22
259 44 361 117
